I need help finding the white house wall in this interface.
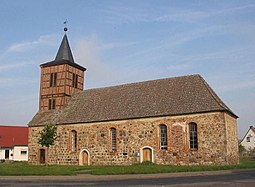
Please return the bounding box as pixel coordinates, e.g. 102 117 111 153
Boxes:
13 146 28 161
240 129 255 150
0 146 28 161
0 148 6 160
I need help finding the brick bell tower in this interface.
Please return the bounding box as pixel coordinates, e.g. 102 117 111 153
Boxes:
39 26 86 111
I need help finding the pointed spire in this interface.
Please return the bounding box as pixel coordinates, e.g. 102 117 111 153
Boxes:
55 33 75 63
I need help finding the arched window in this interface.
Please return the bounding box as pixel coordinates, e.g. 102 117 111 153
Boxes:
160 124 167 150
71 130 77 152
189 123 198 150
110 128 117 151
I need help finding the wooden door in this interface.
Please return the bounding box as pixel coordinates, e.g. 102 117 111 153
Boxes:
82 151 88 165
143 148 152 162
39 149 45 164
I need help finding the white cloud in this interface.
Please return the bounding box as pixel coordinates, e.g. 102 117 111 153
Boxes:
0 78 13 84
122 25 229 60
155 4 255 23
99 3 255 25
167 64 190 71
73 35 120 88
155 10 207 23
0 62 33 72
217 80 255 93
7 34 58 53
98 41 139 51
0 76 37 87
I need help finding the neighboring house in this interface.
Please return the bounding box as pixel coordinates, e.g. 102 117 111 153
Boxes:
240 126 255 151
0 126 28 161
28 29 239 166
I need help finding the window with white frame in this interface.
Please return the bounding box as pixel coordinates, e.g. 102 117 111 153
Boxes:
189 122 198 150
21 150 27 155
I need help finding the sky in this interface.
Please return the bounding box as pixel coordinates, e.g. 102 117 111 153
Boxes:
0 0 254 139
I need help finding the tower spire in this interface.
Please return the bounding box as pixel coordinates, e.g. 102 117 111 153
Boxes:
55 20 75 63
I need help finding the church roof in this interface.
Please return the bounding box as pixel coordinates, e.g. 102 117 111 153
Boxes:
29 74 237 127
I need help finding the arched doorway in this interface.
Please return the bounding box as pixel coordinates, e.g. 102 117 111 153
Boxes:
143 148 152 162
39 149 46 164
79 149 90 166
140 146 154 163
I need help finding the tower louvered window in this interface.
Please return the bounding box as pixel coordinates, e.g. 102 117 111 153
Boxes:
50 73 57 87
189 123 198 150
72 73 78 88
160 125 167 150
48 99 56 110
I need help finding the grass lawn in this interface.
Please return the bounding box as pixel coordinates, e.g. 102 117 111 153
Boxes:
0 158 254 176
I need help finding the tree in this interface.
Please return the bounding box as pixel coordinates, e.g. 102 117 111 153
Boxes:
38 124 57 164
38 124 57 148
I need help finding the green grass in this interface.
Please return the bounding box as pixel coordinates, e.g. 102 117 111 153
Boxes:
88 158 255 175
0 158 255 176
0 162 80 176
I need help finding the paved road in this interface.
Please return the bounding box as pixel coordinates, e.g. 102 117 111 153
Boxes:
0 169 255 186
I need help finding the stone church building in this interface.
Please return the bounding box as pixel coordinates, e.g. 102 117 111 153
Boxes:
28 30 239 166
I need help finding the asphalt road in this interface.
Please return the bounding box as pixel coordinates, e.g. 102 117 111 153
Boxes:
0 169 255 187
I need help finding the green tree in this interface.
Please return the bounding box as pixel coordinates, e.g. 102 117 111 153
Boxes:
38 124 57 148
38 124 57 165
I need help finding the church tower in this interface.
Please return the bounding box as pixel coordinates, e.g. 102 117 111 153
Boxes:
39 27 86 111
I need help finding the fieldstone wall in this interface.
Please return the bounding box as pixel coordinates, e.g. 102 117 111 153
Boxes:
224 113 239 164
28 111 239 165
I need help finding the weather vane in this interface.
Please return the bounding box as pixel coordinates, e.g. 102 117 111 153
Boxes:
64 19 68 32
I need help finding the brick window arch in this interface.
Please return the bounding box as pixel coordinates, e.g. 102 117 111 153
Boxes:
110 128 117 151
160 124 167 150
71 130 77 152
189 122 198 150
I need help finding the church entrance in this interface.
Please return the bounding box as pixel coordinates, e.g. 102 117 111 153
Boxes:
39 149 46 164
79 149 90 166
142 148 152 162
82 151 88 165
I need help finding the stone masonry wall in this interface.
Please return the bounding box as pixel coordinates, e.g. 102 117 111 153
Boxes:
28 111 239 165
224 113 239 164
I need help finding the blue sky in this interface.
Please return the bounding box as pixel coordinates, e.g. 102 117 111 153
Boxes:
0 0 254 138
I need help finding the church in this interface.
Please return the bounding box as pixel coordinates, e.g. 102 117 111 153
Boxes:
28 29 239 166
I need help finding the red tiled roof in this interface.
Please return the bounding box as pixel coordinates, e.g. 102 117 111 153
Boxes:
0 126 28 147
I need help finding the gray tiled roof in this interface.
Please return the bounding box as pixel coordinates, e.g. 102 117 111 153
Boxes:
40 34 86 71
55 34 75 63
28 74 237 127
